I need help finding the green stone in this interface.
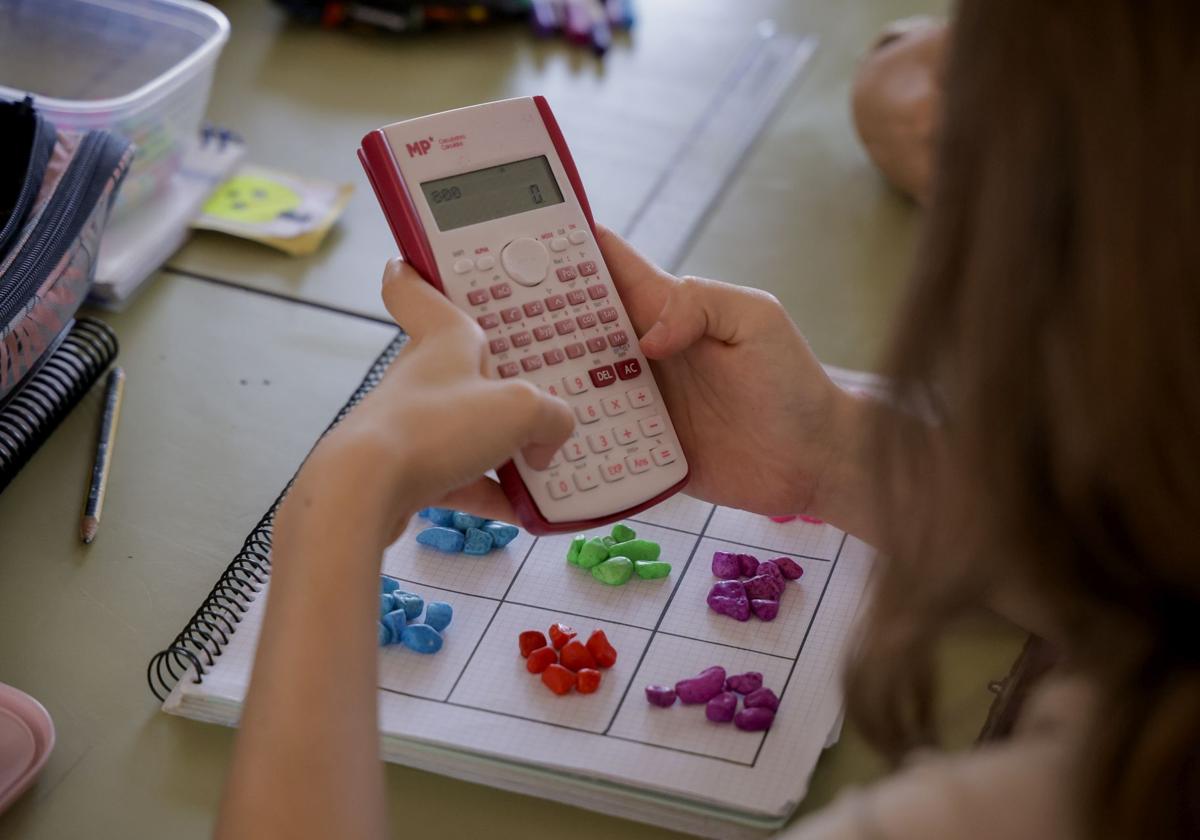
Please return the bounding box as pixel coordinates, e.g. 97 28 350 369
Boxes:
614 539 660 563
602 536 617 548
566 535 586 566
577 537 610 569
634 560 672 579
591 556 634 585
611 523 637 543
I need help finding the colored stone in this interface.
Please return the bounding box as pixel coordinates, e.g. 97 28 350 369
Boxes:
737 554 760 577
382 609 407 643
394 592 424 621
418 508 432 519
380 577 401 594
708 595 751 621
576 668 602 694
526 646 557 673
400 623 443 654
577 537 609 569
585 630 617 668
634 560 672 579
645 685 677 707
734 707 775 731
774 557 805 580
769 515 798 523
542 663 576 695
744 687 780 712
548 623 577 650
483 521 520 547
426 507 456 527
602 536 617 549
725 672 764 694
710 579 746 599
417 526 466 553
750 599 780 621
757 560 784 584
424 601 453 632
560 640 597 672
799 515 824 524
706 691 738 722
463 527 494 555
711 551 741 580
380 593 395 618
519 630 548 657
615 539 660 563
566 535 587 566
452 511 487 532
611 523 636 543
675 666 727 705
377 622 391 646
591 556 634 585
743 573 785 601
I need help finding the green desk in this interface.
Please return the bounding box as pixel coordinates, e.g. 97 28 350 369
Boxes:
0 1 1023 838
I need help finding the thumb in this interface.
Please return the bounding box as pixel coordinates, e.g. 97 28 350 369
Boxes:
638 276 746 359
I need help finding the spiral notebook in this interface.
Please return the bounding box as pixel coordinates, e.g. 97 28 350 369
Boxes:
149 334 877 840
0 318 118 493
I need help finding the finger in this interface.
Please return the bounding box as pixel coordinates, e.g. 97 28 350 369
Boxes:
595 226 675 333
380 258 484 347
433 476 517 522
638 275 754 358
488 380 575 460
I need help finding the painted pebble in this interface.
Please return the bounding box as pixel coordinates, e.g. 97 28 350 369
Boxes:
774 557 805 580
382 609 407 644
417 526 466 553
462 527 494 556
380 577 401 595
424 601 453 632
425 507 456 527
744 687 780 712
380 593 396 618
645 685 677 707
751 599 780 621
560 640 597 672
706 691 738 723
576 537 609 569
542 663 576 695
675 666 727 705
611 523 637 543
757 560 784 584
452 512 486 532
743 573 785 601
734 707 775 731
615 539 661 563
566 535 586 566
586 630 618 668
400 623 443 654
576 668 602 694
548 623 577 649
711 551 741 580
519 630 548 657
591 556 634 586
377 623 391 646
526 646 557 674
634 560 672 579
394 592 424 621
483 521 519 547
725 672 764 694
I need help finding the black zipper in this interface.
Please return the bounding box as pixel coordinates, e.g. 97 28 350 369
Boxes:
0 131 125 328
0 98 55 258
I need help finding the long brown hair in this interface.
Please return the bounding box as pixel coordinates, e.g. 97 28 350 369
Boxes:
846 1 1200 837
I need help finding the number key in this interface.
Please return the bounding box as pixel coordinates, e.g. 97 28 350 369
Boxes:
575 402 601 424
562 439 587 461
564 374 589 394
587 431 613 453
547 477 573 499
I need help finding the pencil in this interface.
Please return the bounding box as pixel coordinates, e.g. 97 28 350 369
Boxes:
81 367 125 545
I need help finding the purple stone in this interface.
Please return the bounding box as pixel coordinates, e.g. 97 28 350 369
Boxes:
706 691 738 722
774 556 805 580
725 672 763 694
750 598 780 621
736 553 760 577
734 706 776 731
676 666 727 704
708 594 751 621
743 574 785 600
757 560 784 583
710 579 746 599
744 687 780 712
645 684 677 707
711 551 741 580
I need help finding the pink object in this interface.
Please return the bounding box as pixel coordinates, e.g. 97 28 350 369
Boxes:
576 312 598 329
477 313 500 330
497 362 520 378
734 706 776 732
706 691 738 722
745 687 780 712
544 293 566 310
543 349 565 365
0 683 55 815
607 330 629 347
533 326 555 342
799 515 824 524
774 557 805 580
467 289 489 305
521 356 543 372
589 365 617 388
711 551 741 579
566 289 588 305
737 553 760 577
556 266 578 282
523 300 545 317
769 515 798 523
586 336 608 353
578 260 598 276
750 598 780 621
555 319 576 336
587 284 608 299
725 672 764 694
597 306 619 322
489 338 509 355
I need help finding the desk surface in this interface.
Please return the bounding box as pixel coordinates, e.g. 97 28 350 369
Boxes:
0 1 1025 838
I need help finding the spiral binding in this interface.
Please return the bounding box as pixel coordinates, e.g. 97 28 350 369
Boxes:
0 317 119 493
147 332 406 701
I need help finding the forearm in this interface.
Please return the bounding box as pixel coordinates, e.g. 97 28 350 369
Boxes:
809 388 888 548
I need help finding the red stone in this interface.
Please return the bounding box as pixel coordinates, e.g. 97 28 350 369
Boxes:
542 663 576 695
548 623 577 650
560 640 597 672
586 630 618 669
519 630 548 658
526 646 558 674
576 668 602 694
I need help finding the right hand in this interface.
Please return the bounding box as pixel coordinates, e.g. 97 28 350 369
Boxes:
599 228 853 518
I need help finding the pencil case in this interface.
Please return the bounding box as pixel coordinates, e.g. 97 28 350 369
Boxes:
0 96 133 403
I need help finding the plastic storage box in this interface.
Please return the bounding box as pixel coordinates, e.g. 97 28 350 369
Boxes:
0 0 230 215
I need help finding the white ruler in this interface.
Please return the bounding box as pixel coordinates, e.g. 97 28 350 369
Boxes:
623 24 817 271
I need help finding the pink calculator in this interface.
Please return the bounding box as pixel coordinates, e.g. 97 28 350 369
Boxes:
359 96 688 535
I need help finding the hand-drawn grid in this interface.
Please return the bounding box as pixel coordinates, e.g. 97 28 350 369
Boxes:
375 499 847 767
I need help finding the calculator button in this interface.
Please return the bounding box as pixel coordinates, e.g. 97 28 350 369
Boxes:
566 289 587 306
523 300 545 317
578 260 599 276
537 452 562 472
489 338 510 355
574 468 600 491
490 283 512 299
607 330 630 348
627 387 653 407
498 362 520 378
564 374 589 394
555 319 576 335
597 306 619 323
602 395 628 417
587 431 613 453
589 365 617 388
601 461 626 482
563 439 587 461
586 336 608 354
501 306 523 324
548 478 573 499
640 415 665 437
477 313 500 330
615 358 642 379
575 402 602 424
521 356 543 372
475 254 495 271
511 331 532 348
587 284 608 300
543 348 565 365
651 445 678 466
614 423 639 444
501 237 550 286
577 312 598 330
545 294 566 310
568 230 588 245
467 289 489 306
626 453 653 474
546 382 563 398
564 343 586 360
533 325 555 341
556 266 578 283
550 237 569 252
454 258 473 274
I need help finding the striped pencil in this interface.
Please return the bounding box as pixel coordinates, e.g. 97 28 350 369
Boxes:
81 367 126 544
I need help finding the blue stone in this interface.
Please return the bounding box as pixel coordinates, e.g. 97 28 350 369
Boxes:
394 592 424 621
417 526 465 553
463 527 494 555
380 593 395 618
378 622 391 646
418 508 431 519
426 508 456 527
382 609 407 644
380 577 401 595
424 601 453 632
400 623 443 654
452 511 487 532
483 521 520 548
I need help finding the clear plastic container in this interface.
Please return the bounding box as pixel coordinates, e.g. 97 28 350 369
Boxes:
0 0 230 215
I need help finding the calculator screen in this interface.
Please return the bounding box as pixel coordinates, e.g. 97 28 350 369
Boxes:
421 155 565 231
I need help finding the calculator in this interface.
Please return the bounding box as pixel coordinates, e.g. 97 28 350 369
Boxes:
359 96 689 535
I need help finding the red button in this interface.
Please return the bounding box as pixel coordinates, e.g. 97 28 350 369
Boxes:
616 358 642 380
589 365 617 388
523 301 545 317
467 289 489 306
533 325 555 341
597 306 618 323
501 307 523 324
477 313 500 330
489 338 510 355
556 266 578 283
544 294 566 311
587 336 607 353
587 284 608 300
490 283 512 299
498 362 519 378
564 343 585 359
543 348 565 365
521 356 543 372
555 320 576 335
578 261 598 276
607 330 629 348
577 312 598 329
511 331 532 347
566 290 587 305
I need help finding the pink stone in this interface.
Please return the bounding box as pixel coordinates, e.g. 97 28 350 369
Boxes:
737 554 760 577
676 666 727 704
757 560 784 583
706 691 738 722
743 573 784 600
734 706 776 731
769 515 798 523
645 684 677 707
744 687 780 712
711 551 741 580
710 579 745 599
725 672 764 694
750 598 780 621
773 557 805 580
708 594 751 621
